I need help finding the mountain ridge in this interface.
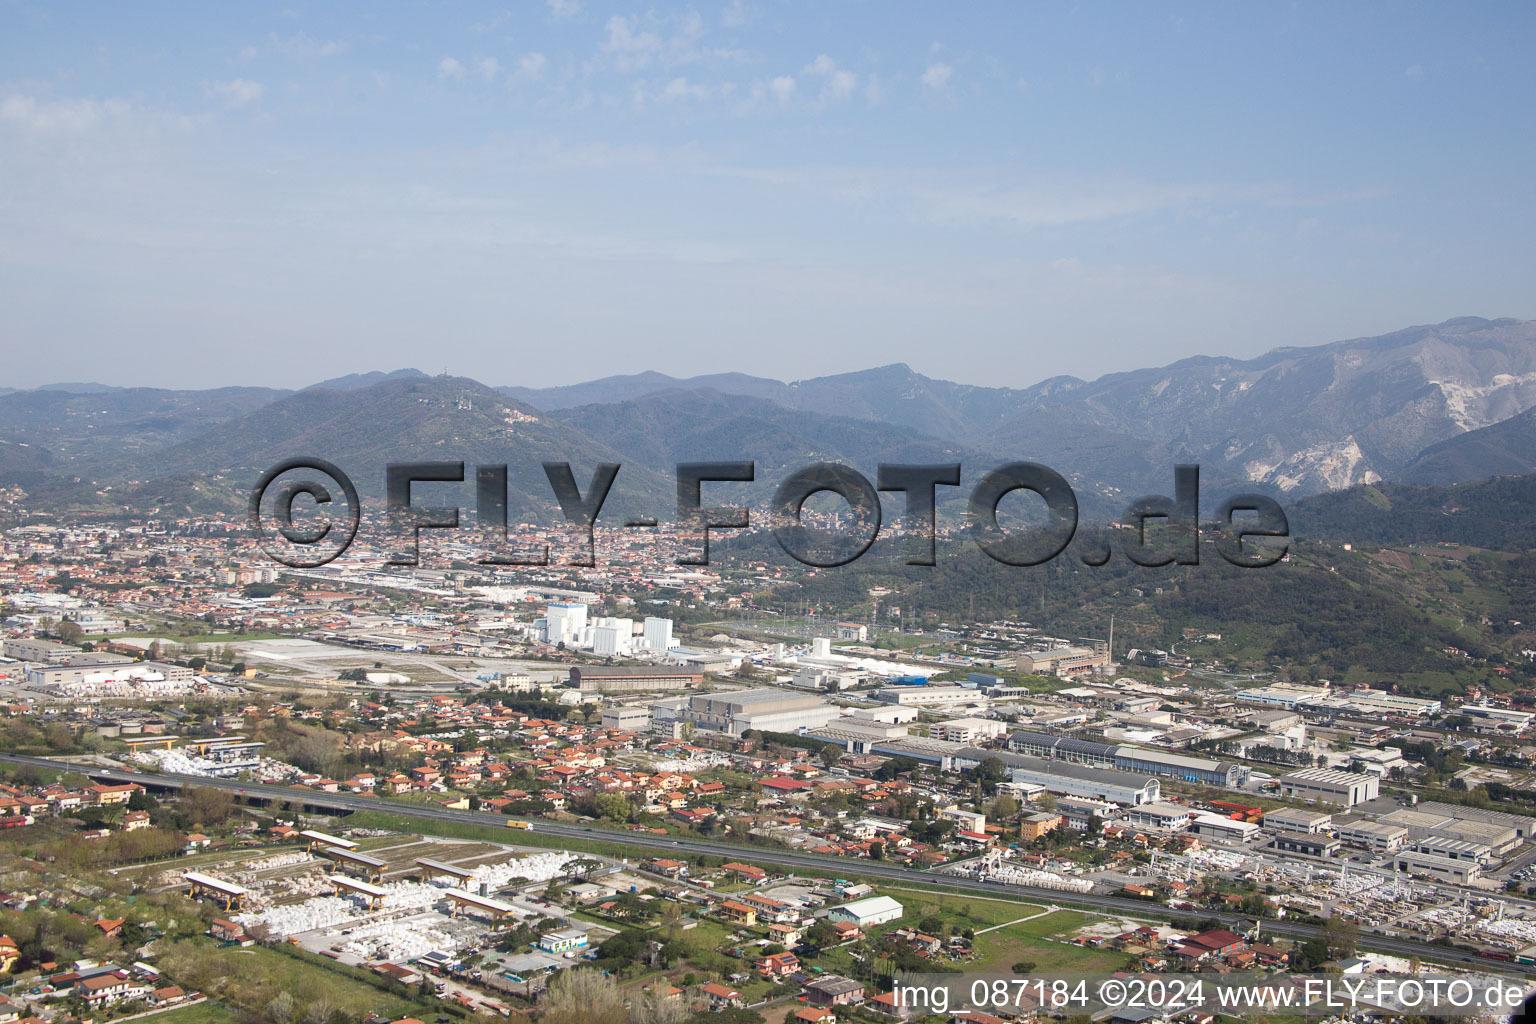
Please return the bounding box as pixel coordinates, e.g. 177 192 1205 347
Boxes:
2 316 1535 516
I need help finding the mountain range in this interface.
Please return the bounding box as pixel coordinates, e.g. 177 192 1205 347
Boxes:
3 316 1536 520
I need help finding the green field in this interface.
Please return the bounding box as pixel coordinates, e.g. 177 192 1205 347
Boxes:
157 940 431 1022
142 999 241 1024
971 910 1137 974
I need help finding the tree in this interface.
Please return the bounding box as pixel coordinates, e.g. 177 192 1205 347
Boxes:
820 744 842 768
594 793 635 823
1320 914 1358 959
544 970 627 1024
989 793 1019 819
1011 961 1037 974
181 784 235 827
632 991 688 1024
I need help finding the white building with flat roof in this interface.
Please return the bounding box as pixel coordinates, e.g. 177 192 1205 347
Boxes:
643 617 674 654
1279 767 1379 808
932 717 1008 744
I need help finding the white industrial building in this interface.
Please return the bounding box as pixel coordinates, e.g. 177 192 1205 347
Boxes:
1279 767 1379 807
681 688 841 736
1127 803 1192 831
590 617 634 657
824 895 903 927
1189 813 1261 843
600 706 651 732
932 717 1009 744
543 602 588 646
873 685 984 707
1395 850 1482 885
643 617 674 654
1263 807 1333 834
1332 817 1409 853
954 749 1160 806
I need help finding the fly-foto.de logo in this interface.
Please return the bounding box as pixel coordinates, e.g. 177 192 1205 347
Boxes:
249 458 1288 570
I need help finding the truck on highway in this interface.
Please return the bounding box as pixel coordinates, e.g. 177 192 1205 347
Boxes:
505 820 534 830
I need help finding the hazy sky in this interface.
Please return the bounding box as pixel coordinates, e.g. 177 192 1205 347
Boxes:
2 2 1533 391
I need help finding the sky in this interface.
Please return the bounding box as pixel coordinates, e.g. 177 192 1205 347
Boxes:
1 1 1534 391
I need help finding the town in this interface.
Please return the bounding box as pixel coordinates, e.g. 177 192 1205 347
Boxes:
0 512 1533 1024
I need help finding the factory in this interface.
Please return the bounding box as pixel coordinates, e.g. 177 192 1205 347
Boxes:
1262 807 1333 834
1395 850 1483 885
1189 813 1262 843
1126 803 1192 831
1270 831 1342 858
952 747 1162 806
1006 731 1243 787
872 685 985 707
1377 807 1523 854
1409 835 1495 867
930 717 1010 744
1014 643 1110 678
569 666 704 694
679 688 841 736
1279 767 1380 807
1330 817 1409 853
599 706 651 732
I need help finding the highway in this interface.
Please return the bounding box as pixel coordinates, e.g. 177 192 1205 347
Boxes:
3 752 1529 976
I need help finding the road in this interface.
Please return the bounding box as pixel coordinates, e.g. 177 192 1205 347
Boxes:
3 752 1529 976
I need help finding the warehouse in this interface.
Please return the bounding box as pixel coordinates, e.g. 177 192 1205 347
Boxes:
1263 807 1333 834
1331 817 1409 853
1417 801 1532 843
1189 813 1261 843
1111 747 1244 788
570 666 704 694
1127 803 1192 831
1279 767 1379 807
599 706 651 732
931 717 1009 744
1270 831 1341 858
1410 835 1494 867
1014 646 1109 677
1395 851 1482 885
954 748 1161 806
682 688 841 736
872 685 985 707
1373 808 1518 852
1008 731 1115 764
825 895 904 927
1431 819 1522 855
1004 732 1241 787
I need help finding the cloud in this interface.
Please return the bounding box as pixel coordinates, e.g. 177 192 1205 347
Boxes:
769 75 796 104
594 11 741 72
720 0 751 27
247 32 347 61
921 62 952 91
205 79 265 108
477 58 503 82
601 14 665 71
660 77 712 103
473 10 514 34
1404 64 1423 78
864 73 885 105
911 178 1297 230
0 94 131 133
438 57 467 81
547 0 581 18
803 55 857 105
515 52 548 82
